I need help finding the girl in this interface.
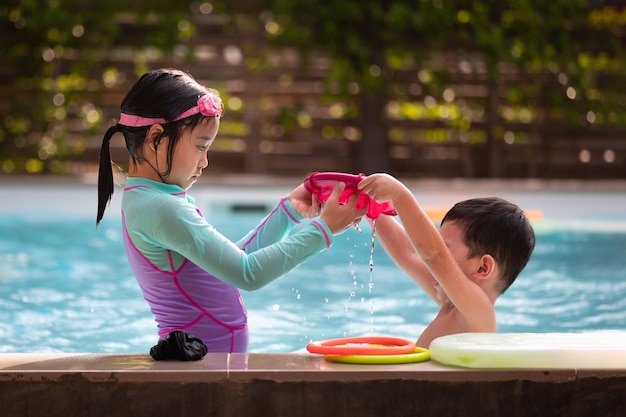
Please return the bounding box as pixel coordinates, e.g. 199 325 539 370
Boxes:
97 68 365 353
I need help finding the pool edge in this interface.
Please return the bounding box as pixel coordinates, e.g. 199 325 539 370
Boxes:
1 353 625 416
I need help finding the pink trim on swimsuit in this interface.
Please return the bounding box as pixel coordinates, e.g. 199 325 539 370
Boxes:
122 211 248 353
311 220 331 248
242 197 300 250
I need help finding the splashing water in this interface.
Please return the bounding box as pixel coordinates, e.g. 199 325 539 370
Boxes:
368 220 377 329
369 220 376 287
344 220 378 325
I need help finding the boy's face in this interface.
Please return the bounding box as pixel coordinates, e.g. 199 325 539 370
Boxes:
439 221 481 279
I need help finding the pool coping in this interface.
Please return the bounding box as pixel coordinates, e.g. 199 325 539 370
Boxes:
3 353 626 417
2 352 626 382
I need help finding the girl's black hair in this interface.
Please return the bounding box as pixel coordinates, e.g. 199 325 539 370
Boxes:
96 68 218 226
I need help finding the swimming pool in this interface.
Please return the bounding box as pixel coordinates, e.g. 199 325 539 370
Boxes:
1 179 626 353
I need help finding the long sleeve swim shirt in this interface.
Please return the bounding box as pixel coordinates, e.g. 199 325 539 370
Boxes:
121 177 333 352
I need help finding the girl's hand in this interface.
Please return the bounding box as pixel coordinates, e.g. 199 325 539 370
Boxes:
320 182 367 235
357 173 407 203
287 183 321 218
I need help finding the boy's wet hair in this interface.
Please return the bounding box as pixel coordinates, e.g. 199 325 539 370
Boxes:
441 197 535 294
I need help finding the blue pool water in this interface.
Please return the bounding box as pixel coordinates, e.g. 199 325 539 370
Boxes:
1 180 626 353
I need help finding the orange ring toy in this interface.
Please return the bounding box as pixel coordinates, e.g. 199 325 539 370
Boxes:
306 336 415 356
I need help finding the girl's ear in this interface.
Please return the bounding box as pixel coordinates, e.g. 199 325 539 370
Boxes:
146 124 164 148
473 254 496 281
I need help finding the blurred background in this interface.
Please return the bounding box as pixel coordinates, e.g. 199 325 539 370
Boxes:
2 1 626 356
2 0 626 180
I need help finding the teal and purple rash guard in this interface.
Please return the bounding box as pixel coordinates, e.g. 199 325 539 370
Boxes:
121 177 333 353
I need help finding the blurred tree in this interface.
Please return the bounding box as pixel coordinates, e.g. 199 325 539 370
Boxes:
256 0 626 175
1 1 624 177
0 0 195 174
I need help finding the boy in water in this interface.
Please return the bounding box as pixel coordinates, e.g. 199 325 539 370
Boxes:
358 174 535 348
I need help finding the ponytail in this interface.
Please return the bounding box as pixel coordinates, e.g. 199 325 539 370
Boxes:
96 124 122 226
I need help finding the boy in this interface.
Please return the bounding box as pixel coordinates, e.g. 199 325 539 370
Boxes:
358 174 535 348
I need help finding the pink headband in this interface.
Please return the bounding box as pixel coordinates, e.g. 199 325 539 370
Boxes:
118 93 223 127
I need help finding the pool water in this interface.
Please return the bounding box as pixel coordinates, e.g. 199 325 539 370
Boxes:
1 182 626 353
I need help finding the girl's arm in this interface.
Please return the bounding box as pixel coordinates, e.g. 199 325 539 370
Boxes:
128 183 363 291
235 183 323 253
234 197 303 253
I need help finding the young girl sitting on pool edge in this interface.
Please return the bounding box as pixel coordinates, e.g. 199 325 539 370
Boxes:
96 68 367 357
358 173 536 348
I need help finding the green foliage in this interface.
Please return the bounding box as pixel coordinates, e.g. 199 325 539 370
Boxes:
0 0 195 174
265 0 626 142
2 1 626 175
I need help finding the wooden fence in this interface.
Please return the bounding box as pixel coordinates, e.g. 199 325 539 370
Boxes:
3 12 626 179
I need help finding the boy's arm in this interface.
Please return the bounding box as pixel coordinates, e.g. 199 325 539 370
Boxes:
360 175 495 331
393 187 495 330
373 215 440 303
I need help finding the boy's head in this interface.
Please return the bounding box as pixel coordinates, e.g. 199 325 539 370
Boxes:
441 197 535 294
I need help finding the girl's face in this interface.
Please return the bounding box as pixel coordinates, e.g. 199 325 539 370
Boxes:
160 118 219 190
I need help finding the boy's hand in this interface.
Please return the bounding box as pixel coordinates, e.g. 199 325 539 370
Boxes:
357 173 406 203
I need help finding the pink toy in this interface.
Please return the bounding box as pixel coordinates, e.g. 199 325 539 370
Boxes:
303 172 396 220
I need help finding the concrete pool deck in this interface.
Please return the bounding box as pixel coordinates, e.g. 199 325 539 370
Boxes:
2 352 626 416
